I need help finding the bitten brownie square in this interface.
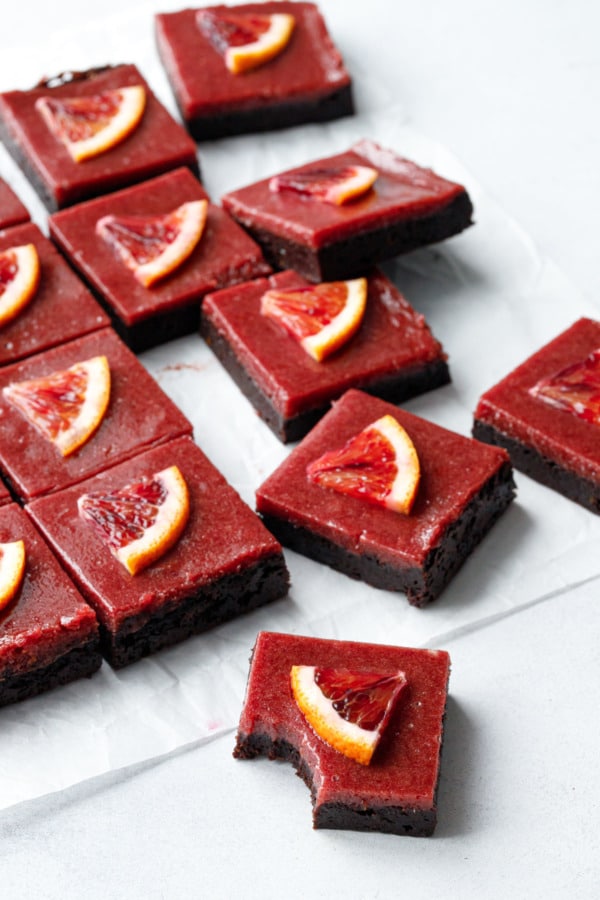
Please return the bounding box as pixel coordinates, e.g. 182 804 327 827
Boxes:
222 139 474 282
256 389 515 606
49 167 271 352
27 436 290 668
201 268 449 442
234 630 451 836
473 317 600 513
0 502 101 707
155 2 353 140
0 178 30 229
0 64 199 211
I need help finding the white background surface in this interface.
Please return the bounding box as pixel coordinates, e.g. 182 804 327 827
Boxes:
1 1 600 897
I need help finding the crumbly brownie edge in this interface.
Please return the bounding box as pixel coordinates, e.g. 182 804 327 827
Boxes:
200 311 451 443
0 635 102 708
259 460 515 606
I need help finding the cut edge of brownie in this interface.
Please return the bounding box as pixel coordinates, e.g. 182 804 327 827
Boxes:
0 635 102 708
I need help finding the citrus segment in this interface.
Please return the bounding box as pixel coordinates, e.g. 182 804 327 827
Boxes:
0 243 41 328
96 199 208 287
35 85 146 163
530 347 600 425
306 414 421 514
3 355 111 457
0 540 26 613
77 465 190 575
269 165 378 205
198 10 295 74
260 277 367 361
290 665 407 765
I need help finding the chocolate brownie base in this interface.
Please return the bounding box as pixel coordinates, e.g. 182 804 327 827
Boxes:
200 312 451 443
0 636 102 708
234 731 438 836
473 419 600 513
238 191 474 282
103 552 289 668
260 461 515 605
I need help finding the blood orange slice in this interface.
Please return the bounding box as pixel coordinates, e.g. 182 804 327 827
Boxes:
77 465 190 575
269 165 378 205
530 348 600 425
96 200 208 287
260 277 367 362
0 243 40 328
35 85 146 163
307 414 420 514
0 540 26 613
290 665 407 765
3 355 111 457
197 10 295 74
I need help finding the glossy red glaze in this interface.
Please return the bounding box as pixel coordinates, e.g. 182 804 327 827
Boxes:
0 179 29 230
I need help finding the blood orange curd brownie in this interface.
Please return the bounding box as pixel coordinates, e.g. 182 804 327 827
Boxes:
234 630 451 836
201 268 449 442
28 436 290 667
0 178 30 229
49 167 271 351
473 317 600 513
0 502 101 706
0 221 109 366
0 64 199 211
222 139 474 282
256 388 515 606
0 327 192 501
155 2 353 140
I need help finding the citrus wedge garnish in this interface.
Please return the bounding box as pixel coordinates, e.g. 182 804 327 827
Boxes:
77 465 190 575
290 665 407 765
0 243 40 328
197 10 295 74
0 540 26 613
35 85 146 163
3 355 111 457
269 165 378 205
260 277 367 362
96 199 208 288
530 347 600 425
306 414 421 514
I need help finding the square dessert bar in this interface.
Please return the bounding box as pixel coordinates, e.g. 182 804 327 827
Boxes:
222 140 474 282
0 221 109 366
201 269 450 442
155 2 353 140
0 327 192 501
28 436 290 667
257 389 515 606
50 167 271 352
0 177 30 229
0 503 101 706
234 631 451 836
0 64 199 211
473 317 600 513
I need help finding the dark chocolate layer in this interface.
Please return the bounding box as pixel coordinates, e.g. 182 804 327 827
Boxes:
0 637 102 707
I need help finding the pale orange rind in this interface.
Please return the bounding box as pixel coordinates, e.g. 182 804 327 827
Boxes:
225 13 295 74
0 243 40 328
0 540 26 612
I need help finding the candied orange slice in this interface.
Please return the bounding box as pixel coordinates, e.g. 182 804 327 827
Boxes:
307 414 421 514
3 355 111 457
269 165 378 205
260 277 367 362
198 10 295 74
530 348 600 425
0 243 40 328
96 200 208 287
290 665 407 765
77 465 190 575
0 540 26 613
35 85 146 163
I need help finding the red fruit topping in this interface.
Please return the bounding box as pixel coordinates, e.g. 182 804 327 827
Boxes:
269 165 378 205
315 668 407 732
530 348 600 424
199 12 272 51
197 11 295 74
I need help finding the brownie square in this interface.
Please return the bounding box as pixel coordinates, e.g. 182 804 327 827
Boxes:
0 221 109 366
256 389 515 606
49 167 271 352
473 317 600 513
234 631 451 836
222 139 474 281
0 327 192 500
201 268 450 442
0 177 30 229
27 436 290 668
0 502 101 706
0 64 199 211
155 2 353 140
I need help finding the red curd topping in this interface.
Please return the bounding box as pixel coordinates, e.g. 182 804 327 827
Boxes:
0 179 30 230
